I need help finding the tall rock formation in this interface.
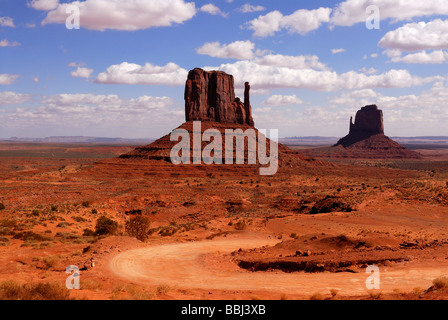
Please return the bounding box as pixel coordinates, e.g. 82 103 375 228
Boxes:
337 105 384 147
331 104 422 159
184 68 254 126
119 67 322 170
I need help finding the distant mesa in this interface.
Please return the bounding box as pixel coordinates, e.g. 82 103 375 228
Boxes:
333 105 422 159
185 68 254 126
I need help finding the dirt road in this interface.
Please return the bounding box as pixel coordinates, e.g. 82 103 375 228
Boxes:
109 235 448 296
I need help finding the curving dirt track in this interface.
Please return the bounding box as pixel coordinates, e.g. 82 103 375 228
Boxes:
109 236 448 296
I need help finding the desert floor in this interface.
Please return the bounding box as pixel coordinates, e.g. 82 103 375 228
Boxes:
0 141 447 300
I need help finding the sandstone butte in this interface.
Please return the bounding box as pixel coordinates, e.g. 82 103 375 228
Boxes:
334 105 422 159
119 68 323 171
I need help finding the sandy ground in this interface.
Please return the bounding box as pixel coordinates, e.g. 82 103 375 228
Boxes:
109 234 448 297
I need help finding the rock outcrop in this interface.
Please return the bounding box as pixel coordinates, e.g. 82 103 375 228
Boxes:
328 105 422 159
118 68 326 172
185 68 254 126
337 105 384 147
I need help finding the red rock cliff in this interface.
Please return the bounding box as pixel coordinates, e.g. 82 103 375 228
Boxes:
184 68 254 126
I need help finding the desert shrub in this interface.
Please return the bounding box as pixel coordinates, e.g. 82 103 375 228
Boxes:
234 220 247 231
82 228 95 237
50 205 58 212
13 231 49 242
433 276 448 289
43 256 60 269
0 280 71 300
56 222 70 228
0 237 9 246
72 216 87 223
55 232 80 240
310 292 324 300
91 209 98 214
81 201 90 208
330 289 339 298
125 216 151 242
159 227 176 237
31 209 40 217
95 216 118 236
156 284 171 295
0 203 5 210
0 227 14 236
0 219 16 228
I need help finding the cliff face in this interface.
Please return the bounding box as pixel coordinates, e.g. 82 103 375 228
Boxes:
184 68 254 126
337 105 385 147
350 105 384 136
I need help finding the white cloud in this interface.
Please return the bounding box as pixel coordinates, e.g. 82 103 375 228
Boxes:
199 3 227 17
262 95 304 106
0 39 20 47
0 93 181 137
29 0 59 11
0 17 15 28
207 60 436 91
329 89 380 106
358 67 379 75
196 41 255 60
379 19 448 51
0 74 19 85
238 4 265 13
389 50 448 64
0 92 32 106
331 0 448 27
70 67 94 78
254 54 329 71
247 7 332 37
95 62 188 86
41 0 196 31
331 48 346 54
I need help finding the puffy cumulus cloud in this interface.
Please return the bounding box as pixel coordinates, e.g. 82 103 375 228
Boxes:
0 16 15 28
0 39 20 47
0 93 182 136
0 74 20 85
95 62 188 86
238 4 265 13
262 95 304 106
337 81 448 134
207 60 436 91
379 20 448 51
199 3 227 17
196 41 256 60
254 80 448 137
331 0 448 27
329 89 380 106
389 50 448 64
41 0 196 31
28 0 59 11
254 54 329 71
0 92 32 106
330 80 448 112
358 67 379 75
70 67 94 78
247 7 332 37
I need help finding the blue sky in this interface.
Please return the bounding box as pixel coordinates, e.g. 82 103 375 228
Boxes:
1 0 448 138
